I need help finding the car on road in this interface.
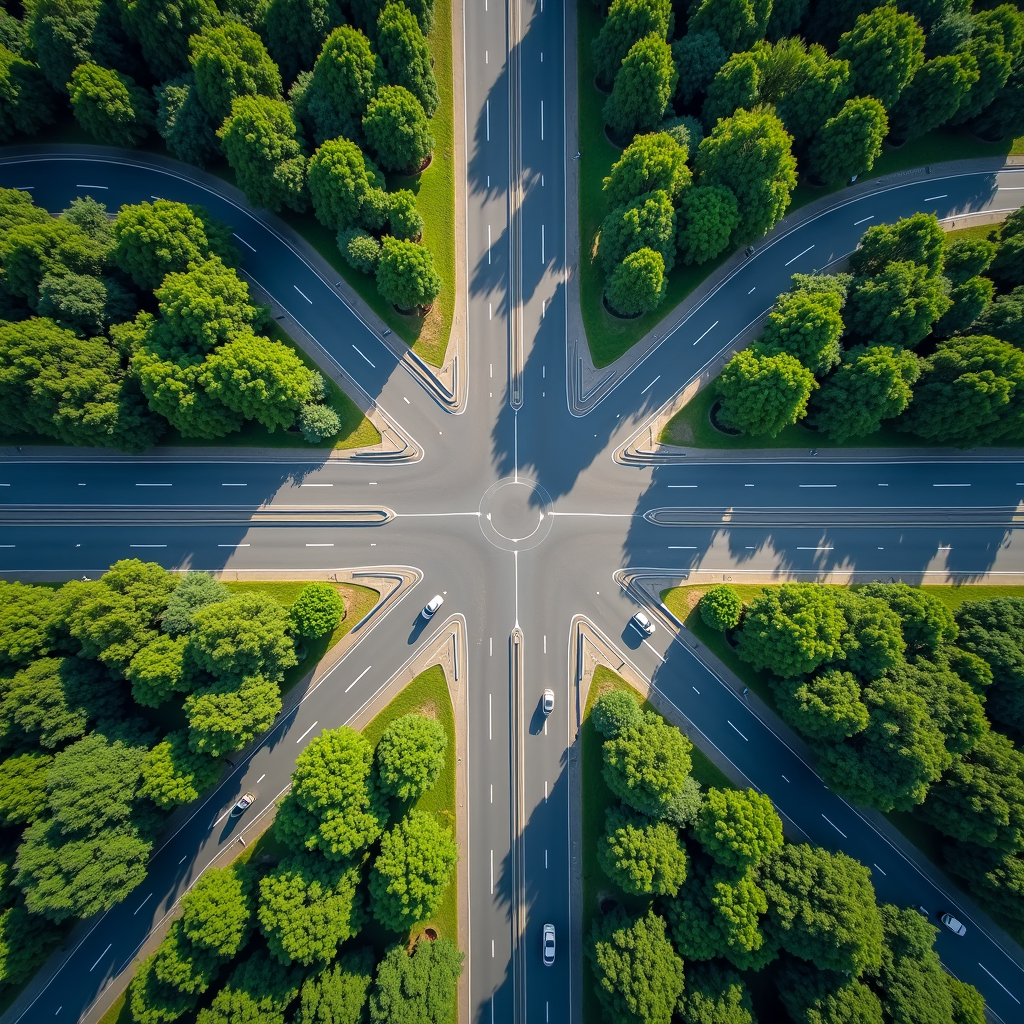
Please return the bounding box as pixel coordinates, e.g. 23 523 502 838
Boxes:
542 923 555 965
542 688 555 715
940 912 967 936
231 792 255 817
422 595 444 619
631 611 655 636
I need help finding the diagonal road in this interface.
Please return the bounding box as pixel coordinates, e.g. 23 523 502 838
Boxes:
5 7 1024 1023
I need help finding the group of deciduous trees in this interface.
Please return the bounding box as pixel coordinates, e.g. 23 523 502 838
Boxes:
129 711 460 1024
0 188 344 447
591 0 1024 319
713 211 1024 446
0 0 443 314
0 564 349 993
586 684 986 1024
699 582 1024 931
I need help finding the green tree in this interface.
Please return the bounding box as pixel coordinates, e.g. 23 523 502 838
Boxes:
675 183 739 265
368 938 463 1024
598 805 687 896
973 63 1024 142
603 34 676 140
117 0 219 79
808 96 887 187
263 0 343 85
140 730 222 808
0 751 51 826
600 190 675 272
605 248 666 316
369 809 457 931
834 590 906 678
388 189 424 241
947 977 988 1024
700 585 742 630
860 581 957 654
307 137 387 233
949 11 1018 125
763 843 883 975
695 787 783 870
35 272 106 335
592 688 643 738
588 908 684 1024
0 45 56 141
955 597 1024 735
706 866 773 971
376 712 447 801
663 856 728 961
129 946 204 1024
835 5 925 108
189 22 281 124
112 200 233 291
946 237 997 286
376 237 441 310
26 0 121 94
281 726 384 859
677 960 753 1024
591 0 671 88
258 853 363 965
0 581 59 668
300 25 383 143
889 52 979 142
672 30 727 106
715 347 816 438
898 334 1024 446
68 62 151 147
777 960 883 1024
219 96 308 214
0 899 61 989
296 948 374 1024
934 275 994 337
850 212 947 278
775 668 870 741
761 288 844 374
195 950 302 1024
602 714 692 817
905 651 987 756
688 0 771 52
185 674 282 756
975 286 1024 345
180 864 253 958
846 261 951 348
944 840 1024 922
735 583 845 678
155 74 220 167
875 904 953 1024
810 344 920 442
289 582 345 639
990 210 1024 290
127 634 189 707
362 85 433 173
774 44 850 147
603 132 690 207
377 1 438 117
695 107 796 239
299 403 342 443
701 50 759 129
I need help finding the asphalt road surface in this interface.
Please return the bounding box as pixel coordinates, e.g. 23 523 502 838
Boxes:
5 10 1024 1022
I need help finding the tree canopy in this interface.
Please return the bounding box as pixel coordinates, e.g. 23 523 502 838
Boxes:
375 712 447 801
715 348 817 438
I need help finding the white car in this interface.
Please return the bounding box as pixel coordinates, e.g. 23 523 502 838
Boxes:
542 923 556 966
631 611 655 636
422 594 444 619
542 689 555 715
940 912 967 937
231 792 255 817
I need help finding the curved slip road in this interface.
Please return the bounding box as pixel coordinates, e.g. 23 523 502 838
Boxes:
5 19 1024 1024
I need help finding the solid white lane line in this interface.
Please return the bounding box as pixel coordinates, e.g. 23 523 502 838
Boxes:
293 285 313 304
797 546 833 551
136 482 171 487
668 545 696 549
727 720 748 741
923 194 947 202
232 232 256 252
296 720 319 744
131 544 167 548
692 320 718 346
640 375 661 394
486 100 490 140
257 773 266 784
352 344 375 367
785 244 814 266
490 849 494 893
933 482 969 487
540 100 544 141
873 863 886 876
345 665 372 693
89 945 112 972
217 543 250 548
305 543 334 547
77 184 108 189
799 483 835 487
222 483 247 487
822 813 847 838
301 483 333 486
854 214 874 225
667 484 697 488
133 893 152 915
978 963 1020 1003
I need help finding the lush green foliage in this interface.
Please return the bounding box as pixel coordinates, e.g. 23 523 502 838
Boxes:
597 805 688 895
715 347 816 437
699 585 742 631
604 34 677 140
290 582 346 639
375 712 447 801
602 712 693 817
368 937 463 1024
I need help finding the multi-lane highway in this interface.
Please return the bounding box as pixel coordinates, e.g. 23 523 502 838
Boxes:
4 5 1024 1022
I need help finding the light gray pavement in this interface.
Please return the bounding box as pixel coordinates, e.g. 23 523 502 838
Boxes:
7 11 1024 1024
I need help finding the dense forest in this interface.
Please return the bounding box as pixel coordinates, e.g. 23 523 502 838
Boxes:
585 680 987 1024
0 0 443 312
698 583 1024 941
590 0 1024 317
0 564 354 994
711 211 1024 446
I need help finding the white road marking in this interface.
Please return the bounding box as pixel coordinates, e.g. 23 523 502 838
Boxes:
217 543 250 548
490 849 494 893
640 375 661 394
222 483 247 487
541 224 545 263
131 544 167 548
543 635 547 653
822 813 847 838
692 320 718 346
257 773 266 784
878 483 888 486
345 665 372 693
133 893 152 915
305 543 334 547
488 224 492 264
136 482 171 487
644 640 664 662
545 850 548 869
486 100 490 140
938 545 952 551
404 396 410 403
797 546 833 551
747 286 755 294
89 944 112 972
0 483 9 486
785 244 814 266
490 784 493 803
978 963 1020 1003
492 940 495 958
727 720 748 741
489 637 493 656
999 186 1024 190
76 184 107 189
873 863 886 876
293 285 313 304
489 693 492 739
799 483 835 488
854 214 874 225
933 482 969 487
485 50 488 62
668 545 696 549
745 483 754 487
544 780 548 802
352 344 375 367
0 545 14 549
232 232 256 252
296 720 319 744
178 855 187 864
692 686 700 694
668 484 697 488
301 483 333 486
923 194 947 202
781 775 790 782
540 100 544 141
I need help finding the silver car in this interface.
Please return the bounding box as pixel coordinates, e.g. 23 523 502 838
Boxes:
542 689 555 715
422 594 444 619
631 611 655 636
542 923 556 966
940 912 967 937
